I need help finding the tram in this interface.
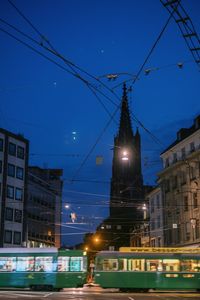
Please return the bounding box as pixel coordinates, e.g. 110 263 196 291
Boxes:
0 248 87 290
94 247 200 291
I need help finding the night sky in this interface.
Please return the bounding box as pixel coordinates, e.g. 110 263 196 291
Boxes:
1 0 200 246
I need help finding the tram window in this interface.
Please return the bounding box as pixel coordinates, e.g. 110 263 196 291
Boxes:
165 274 179 278
182 274 195 278
0 257 16 272
57 256 70 272
16 257 34 272
102 259 118 271
35 256 53 272
146 259 163 272
163 259 180 272
128 259 145 271
181 260 200 272
70 257 83 272
119 259 127 271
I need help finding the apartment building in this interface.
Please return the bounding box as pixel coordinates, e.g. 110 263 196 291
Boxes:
0 128 29 247
27 167 63 248
158 115 200 247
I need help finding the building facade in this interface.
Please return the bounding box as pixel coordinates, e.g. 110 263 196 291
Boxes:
0 128 29 247
27 167 63 248
158 115 200 247
148 186 164 247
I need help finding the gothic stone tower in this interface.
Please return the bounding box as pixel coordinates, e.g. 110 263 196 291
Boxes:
95 84 145 250
110 84 144 220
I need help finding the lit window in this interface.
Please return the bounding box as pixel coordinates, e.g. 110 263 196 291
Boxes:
16 257 34 272
102 259 118 271
0 257 16 272
35 256 53 272
146 259 163 272
128 259 145 271
162 259 180 272
70 257 83 272
57 257 70 272
181 260 200 272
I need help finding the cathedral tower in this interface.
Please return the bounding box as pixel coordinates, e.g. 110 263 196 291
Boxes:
110 84 144 220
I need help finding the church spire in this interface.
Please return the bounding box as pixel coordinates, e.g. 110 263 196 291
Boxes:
118 83 133 142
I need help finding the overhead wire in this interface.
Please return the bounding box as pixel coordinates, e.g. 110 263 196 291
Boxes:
0 6 178 171
2 1 175 174
112 1 180 90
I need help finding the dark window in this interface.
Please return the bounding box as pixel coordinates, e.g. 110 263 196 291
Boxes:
156 195 160 209
193 193 198 208
151 220 155 230
184 196 188 211
185 222 190 241
14 209 22 223
13 231 21 245
4 230 12 243
17 146 24 159
157 216 161 228
150 199 154 213
190 166 196 180
5 207 13 221
7 164 15 177
195 220 200 239
8 142 16 156
173 153 177 163
165 158 169 168
165 179 170 192
7 185 14 199
0 138 3 151
172 175 178 189
190 142 195 153
0 160 2 173
181 148 186 160
181 171 186 185
157 237 161 247
16 167 24 180
15 188 23 201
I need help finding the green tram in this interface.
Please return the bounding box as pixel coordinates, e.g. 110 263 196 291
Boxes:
0 248 87 290
94 247 200 292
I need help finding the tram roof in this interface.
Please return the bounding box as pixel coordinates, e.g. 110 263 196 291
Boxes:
0 247 58 254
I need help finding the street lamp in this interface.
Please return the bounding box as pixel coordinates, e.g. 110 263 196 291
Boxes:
121 149 129 161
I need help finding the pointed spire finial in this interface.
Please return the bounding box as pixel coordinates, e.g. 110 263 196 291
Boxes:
123 83 127 98
135 126 140 136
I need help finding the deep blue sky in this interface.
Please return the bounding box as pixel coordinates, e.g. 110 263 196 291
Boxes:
1 0 200 246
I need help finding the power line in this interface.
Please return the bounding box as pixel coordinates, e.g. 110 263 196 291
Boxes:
160 0 200 69
112 1 180 90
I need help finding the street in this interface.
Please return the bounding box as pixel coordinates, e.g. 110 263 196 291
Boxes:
0 287 199 300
